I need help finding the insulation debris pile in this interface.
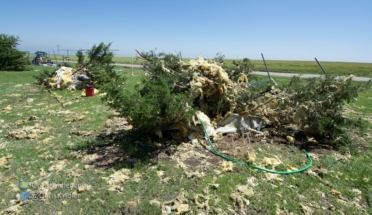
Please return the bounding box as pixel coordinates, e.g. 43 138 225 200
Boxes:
180 56 248 116
158 56 269 137
47 66 90 90
152 56 357 141
158 56 250 137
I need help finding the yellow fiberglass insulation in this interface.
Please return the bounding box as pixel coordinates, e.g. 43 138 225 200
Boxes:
237 74 249 88
239 86 296 127
181 56 239 117
48 66 76 88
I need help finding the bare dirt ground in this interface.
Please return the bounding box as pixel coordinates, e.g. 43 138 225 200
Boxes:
77 117 344 175
70 115 370 187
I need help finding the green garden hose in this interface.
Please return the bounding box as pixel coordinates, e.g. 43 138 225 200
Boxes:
198 118 312 174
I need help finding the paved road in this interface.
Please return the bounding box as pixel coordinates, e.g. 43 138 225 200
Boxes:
252 71 371 82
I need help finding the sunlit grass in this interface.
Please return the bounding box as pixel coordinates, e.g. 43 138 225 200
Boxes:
0 66 371 214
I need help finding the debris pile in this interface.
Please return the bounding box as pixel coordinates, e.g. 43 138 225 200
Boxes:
106 52 362 146
180 56 245 116
46 66 90 90
177 59 357 142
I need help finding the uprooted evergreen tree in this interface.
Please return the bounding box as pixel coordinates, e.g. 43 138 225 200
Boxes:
280 76 369 146
0 34 30 71
98 50 256 141
97 49 370 148
214 52 255 82
98 51 196 137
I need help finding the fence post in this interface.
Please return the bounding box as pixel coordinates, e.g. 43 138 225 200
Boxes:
131 56 134 76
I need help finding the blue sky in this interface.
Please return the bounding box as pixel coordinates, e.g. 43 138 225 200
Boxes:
1 0 371 62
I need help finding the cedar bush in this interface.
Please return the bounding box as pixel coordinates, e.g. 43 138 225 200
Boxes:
82 42 115 86
226 58 255 82
98 51 196 137
34 69 55 86
0 34 30 71
213 52 255 81
279 75 370 146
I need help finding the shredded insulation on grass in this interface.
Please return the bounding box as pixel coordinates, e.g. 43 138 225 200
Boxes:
230 184 254 213
2 204 22 215
0 154 12 169
48 160 68 172
63 115 85 122
220 161 234 172
26 98 34 103
6 124 50 139
47 110 73 115
244 150 257 163
70 130 94 136
264 173 283 182
262 157 282 168
1 105 12 111
42 136 55 144
9 93 21 96
102 168 131 192
161 191 189 214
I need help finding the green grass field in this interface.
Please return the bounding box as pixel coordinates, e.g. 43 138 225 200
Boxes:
1 66 371 214
28 54 372 78
250 60 372 78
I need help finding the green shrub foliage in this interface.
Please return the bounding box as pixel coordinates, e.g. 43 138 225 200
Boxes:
34 69 55 86
0 34 30 71
99 51 196 136
76 49 85 66
82 42 115 86
280 75 369 146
